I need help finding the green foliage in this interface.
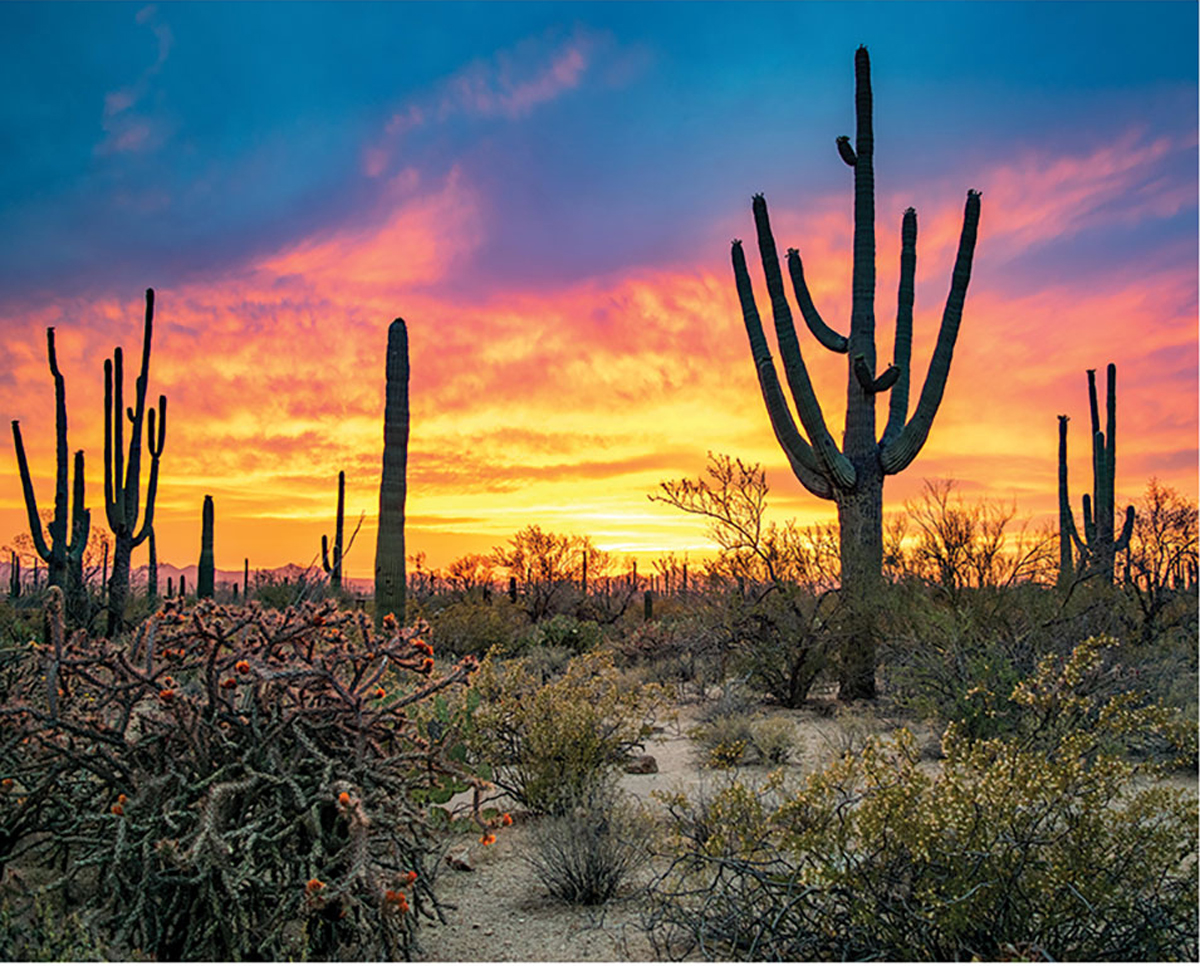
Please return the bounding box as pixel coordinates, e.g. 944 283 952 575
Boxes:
467 650 665 814
525 781 652 905
0 893 113 961
519 613 604 655
429 597 528 658
647 637 1197 961
0 593 482 960
690 712 799 768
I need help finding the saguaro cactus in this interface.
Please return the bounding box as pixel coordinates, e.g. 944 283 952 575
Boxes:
11 328 90 614
104 288 167 635
733 47 981 698
1057 364 1134 585
198 495 214 598
147 528 158 601
322 471 346 592
374 319 409 628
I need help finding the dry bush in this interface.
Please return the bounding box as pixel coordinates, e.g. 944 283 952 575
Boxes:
0 592 491 960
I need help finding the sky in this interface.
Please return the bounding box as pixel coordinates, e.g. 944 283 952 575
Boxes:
0 1 1195 577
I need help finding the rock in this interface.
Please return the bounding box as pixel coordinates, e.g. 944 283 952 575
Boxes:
623 754 658 774
446 848 474 871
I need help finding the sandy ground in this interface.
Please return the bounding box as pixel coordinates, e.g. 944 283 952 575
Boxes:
413 701 939 963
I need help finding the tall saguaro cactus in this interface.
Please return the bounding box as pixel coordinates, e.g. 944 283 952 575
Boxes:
105 289 167 635
198 495 215 598
374 319 409 628
733 47 981 698
11 327 91 617
1057 364 1134 586
322 471 346 592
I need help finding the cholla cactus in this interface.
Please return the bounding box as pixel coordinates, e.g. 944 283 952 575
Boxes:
732 47 981 697
1057 364 1134 586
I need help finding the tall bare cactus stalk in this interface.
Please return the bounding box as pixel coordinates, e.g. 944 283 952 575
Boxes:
374 319 409 628
11 327 90 621
198 495 215 598
733 47 981 698
1058 364 1134 586
322 470 346 592
104 288 167 636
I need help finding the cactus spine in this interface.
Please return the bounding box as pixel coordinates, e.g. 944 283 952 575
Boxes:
733 47 981 698
1058 364 1134 585
10 328 91 613
374 319 409 628
322 471 346 592
104 289 167 635
198 495 214 598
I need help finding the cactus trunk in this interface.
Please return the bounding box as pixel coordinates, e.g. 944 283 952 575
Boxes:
374 319 409 628
148 528 158 601
731 47 980 699
198 496 214 598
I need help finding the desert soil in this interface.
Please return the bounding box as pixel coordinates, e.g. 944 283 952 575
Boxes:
414 700 939 963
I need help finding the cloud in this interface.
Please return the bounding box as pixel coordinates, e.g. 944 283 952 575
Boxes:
363 26 612 178
95 5 174 156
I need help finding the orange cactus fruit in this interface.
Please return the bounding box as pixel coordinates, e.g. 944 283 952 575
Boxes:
221 677 237 689
338 791 351 806
158 689 175 702
480 833 496 846
405 870 418 885
375 688 386 700
306 878 325 893
420 657 434 673
111 803 124 816
235 660 251 674
1 778 13 790
501 812 513 826
117 793 128 805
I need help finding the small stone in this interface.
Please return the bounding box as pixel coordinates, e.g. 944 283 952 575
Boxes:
624 754 658 774
446 848 474 872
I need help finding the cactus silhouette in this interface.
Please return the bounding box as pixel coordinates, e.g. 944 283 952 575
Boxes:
104 289 167 635
322 471 346 592
374 319 409 628
10 327 91 619
1057 364 1134 586
198 495 214 598
147 527 159 602
732 47 981 698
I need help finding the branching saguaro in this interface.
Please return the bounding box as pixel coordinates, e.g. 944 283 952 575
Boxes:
10 327 90 620
374 319 409 628
104 288 167 636
732 47 981 697
1057 364 1134 587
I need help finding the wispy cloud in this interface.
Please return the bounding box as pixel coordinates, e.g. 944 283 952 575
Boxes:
363 26 613 178
95 4 173 156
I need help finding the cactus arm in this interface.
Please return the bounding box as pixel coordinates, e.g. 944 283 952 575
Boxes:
836 135 857 167
321 535 332 572
786 249 848 353
747 200 855 489
46 329 69 549
1081 493 1096 546
67 449 88 559
1115 505 1135 553
1103 363 1117 538
1086 368 1100 437
854 355 899 394
131 397 165 546
11 421 52 562
123 291 154 532
879 189 981 475
733 238 835 485
881 208 917 448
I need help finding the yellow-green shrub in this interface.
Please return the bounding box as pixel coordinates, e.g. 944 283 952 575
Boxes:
468 650 665 813
648 636 1198 961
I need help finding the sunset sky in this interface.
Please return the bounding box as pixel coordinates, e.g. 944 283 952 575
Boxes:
0 2 1195 578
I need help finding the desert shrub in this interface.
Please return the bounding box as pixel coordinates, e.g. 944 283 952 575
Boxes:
0 591 490 960
467 649 665 814
519 643 575 683
646 636 1198 961
429 597 528 658
691 712 799 769
525 780 652 905
519 613 604 655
